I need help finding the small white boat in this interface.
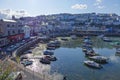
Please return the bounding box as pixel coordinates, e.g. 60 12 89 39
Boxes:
82 48 87 52
84 60 102 69
85 52 98 56
102 37 112 42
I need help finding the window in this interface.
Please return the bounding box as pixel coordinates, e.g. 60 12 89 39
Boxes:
0 41 2 44
7 24 10 27
12 25 14 27
18 25 22 27
0 27 1 33
12 30 15 34
21 30 24 33
18 30 20 33
8 31 10 35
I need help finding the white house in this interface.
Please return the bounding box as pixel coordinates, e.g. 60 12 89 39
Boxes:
23 25 30 38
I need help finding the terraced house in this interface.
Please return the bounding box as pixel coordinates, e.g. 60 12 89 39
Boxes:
0 19 24 47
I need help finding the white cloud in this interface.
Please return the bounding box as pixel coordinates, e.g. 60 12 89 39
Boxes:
94 0 104 9
98 6 105 9
94 0 102 6
0 9 30 19
96 0 102 3
71 4 87 10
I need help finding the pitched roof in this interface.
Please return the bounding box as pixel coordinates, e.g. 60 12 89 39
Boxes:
2 19 16 22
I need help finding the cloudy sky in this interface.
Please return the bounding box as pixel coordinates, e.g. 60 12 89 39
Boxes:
0 0 120 16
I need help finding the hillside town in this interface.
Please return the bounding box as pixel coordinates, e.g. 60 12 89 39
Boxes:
0 13 120 80
0 13 120 47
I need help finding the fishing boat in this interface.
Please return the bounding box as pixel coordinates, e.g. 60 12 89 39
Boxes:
61 37 68 41
44 55 57 61
89 56 109 63
40 58 51 64
47 40 61 47
102 37 112 42
43 50 54 55
82 46 93 52
85 52 98 56
84 60 102 69
46 46 56 50
82 47 87 52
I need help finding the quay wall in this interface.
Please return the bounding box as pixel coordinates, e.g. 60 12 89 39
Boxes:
12 38 40 57
44 31 120 37
70 31 120 37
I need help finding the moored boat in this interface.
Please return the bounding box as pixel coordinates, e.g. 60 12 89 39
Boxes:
82 48 87 52
44 55 57 61
82 47 93 53
85 52 98 56
40 58 51 64
46 46 56 50
89 56 109 63
43 50 54 55
84 60 102 69
102 37 112 42
61 37 68 41
47 40 61 47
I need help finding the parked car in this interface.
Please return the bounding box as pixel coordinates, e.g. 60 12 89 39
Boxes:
7 71 22 80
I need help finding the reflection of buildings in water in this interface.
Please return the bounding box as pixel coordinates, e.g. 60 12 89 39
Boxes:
109 55 119 63
61 37 114 49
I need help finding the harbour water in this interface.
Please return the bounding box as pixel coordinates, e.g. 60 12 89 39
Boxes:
50 37 120 80
24 37 120 80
